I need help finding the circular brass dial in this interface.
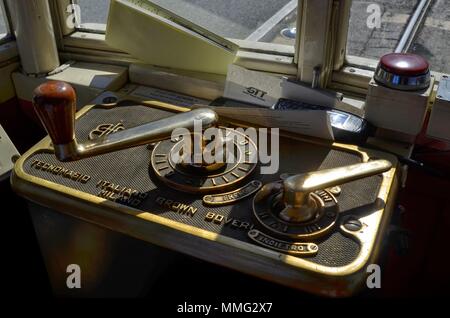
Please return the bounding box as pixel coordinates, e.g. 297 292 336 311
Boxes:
150 128 258 194
252 183 338 240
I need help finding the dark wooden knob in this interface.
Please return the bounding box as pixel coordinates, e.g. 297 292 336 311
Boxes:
33 81 76 145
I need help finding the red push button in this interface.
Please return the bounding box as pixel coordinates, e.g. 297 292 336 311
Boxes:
380 53 429 76
374 53 431 91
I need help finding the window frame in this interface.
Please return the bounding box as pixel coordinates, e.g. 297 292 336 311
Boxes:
54 0 302 75
327 0 448 95
0 0 11 43
0 0 18 63
52 0 418 95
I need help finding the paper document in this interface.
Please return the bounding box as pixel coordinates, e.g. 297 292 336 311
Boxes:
130 86 210 107
194 105 334 140
280 78 342 108
106 0 237 75
224 65 281 108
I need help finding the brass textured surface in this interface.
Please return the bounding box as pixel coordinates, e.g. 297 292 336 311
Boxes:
253 189 339 240
150 128 258 194
21 101 385 267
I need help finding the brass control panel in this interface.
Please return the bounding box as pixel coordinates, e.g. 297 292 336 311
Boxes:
12 83 398 297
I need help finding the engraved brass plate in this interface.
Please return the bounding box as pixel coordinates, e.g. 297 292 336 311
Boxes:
11 97 399 297
253 187 338 240
248 230 318 255
203 180 262 206
89 122 125 140
150 128 258 194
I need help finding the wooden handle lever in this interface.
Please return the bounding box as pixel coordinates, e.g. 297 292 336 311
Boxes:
32 81 218 162
33 81 76 146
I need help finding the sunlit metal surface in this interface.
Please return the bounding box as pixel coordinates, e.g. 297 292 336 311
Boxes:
280 160 392 222
280 27 297 39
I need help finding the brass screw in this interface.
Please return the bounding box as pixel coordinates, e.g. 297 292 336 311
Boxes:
343 217 362 231
102 96 118 104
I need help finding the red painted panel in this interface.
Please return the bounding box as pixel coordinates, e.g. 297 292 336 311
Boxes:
0 98 45 153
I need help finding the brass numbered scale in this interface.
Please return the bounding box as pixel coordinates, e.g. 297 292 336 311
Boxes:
11 81 398 297
150 127 258 194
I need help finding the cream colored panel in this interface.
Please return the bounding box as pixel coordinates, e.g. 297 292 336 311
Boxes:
6 0 60 74
105 0 237 75
12 61 128 107
0 62 19 103
12 72 101 109
129 63 224 100
0 124 20 181
49 62 128 91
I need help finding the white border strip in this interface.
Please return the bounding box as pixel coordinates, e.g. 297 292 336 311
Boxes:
245 0 298 42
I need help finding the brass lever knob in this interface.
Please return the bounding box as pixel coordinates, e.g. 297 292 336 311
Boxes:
33 81 76 146
32 81 219 162
281 160 392 222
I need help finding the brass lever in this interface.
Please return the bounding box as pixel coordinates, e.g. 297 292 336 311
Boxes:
33 81 218 162
281 160 392 222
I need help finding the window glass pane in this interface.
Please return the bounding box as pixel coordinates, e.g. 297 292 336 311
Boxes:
408 0 450 74
347 1 419 61
77 0 111 30
0 2 7 40
347 1 449 74
76 0 298 47
150 0 298 46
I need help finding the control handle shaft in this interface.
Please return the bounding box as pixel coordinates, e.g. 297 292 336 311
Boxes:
33 81 218 162
281 160 393 222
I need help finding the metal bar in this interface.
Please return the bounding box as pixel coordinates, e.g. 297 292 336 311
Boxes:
297 0 334 85
0 0 15 45
245 0 298 42
395 0 432 53
281 159 392 222
0 0 9 35
72 108 218 161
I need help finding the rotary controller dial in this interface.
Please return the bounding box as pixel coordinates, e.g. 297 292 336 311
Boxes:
251 160 392 241
150 127 258 194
